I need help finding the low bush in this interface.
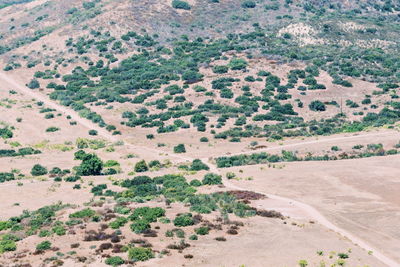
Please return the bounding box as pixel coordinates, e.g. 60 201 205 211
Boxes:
134 160 148 172
202 173 222 185
173 144 186 153
128 247 154 261
69 208 96 219
172 0 191 10
36 241 51 251
31 164 47 176
105 256 125 266
195 226 209 235
173 213 195 227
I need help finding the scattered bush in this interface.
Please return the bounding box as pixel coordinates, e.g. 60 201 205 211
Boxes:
134 160 149 172
241 0 256 8
172 0 191 10
36 241 51 251
173 144 186 153
88 130 98 136
202 173 222 185
173 213 195 227
195 226 209 235
309 100 326 112
128 247 154 261
31 164 47 176
105 256 125 266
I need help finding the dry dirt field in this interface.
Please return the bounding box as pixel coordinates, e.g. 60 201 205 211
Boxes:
220 153 400 264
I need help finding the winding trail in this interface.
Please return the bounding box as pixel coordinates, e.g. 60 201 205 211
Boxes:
1 71 399 267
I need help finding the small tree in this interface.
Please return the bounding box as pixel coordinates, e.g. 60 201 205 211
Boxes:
27 79 40 89
309 100 326 111
174 144 186 153
134 160 148 172
31 164 47 176
77 153 103 176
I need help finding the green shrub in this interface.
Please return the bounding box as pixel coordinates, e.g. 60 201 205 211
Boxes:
88 130 98 136
0 128 13 139
134 160 148 172
173 213 194 227
148 160 162 169
195 226 209 235
331 146 340 151
27 79 40 89
0 221 12 231
309 100 326 111
226 172 236 179
241 0 256 8
38 230 51 237
202 173 222 185
0 239 16 254
200 137 209 142
173 144 186 153
190 159 209 171
130 219 150 233
69 208 95 219
128 247 154 261
129 207 166 222
36 241 51 251
31 164 47 176
105 256 125 266
52 225 66 236
229 58 247 70
172 0 191 10
0 172 15 183
44 113 54 119
212 65 228 74
46 127 60 132
76 153 103 176
189 234 198 240
189 179 202 187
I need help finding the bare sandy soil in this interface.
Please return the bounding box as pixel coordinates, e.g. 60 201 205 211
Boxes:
221 155 400 265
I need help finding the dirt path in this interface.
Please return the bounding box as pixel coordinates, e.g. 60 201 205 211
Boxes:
225 130 397 157
1 71 398 267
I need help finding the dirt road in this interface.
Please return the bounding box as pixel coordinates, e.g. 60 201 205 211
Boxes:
1 71 398 267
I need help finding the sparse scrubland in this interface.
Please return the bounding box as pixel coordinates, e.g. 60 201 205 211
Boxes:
0 0 400 266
